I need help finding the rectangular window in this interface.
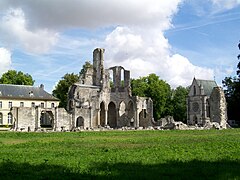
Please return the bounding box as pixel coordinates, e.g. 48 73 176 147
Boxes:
8 113 12 124
51 103 55 108
0 113 3 124
31 102 35 107
8 102 12 108
41 103 44 108
0 101 2 109
20 102 24 107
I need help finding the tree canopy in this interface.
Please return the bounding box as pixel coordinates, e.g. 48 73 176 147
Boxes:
132 74 167 120
0 70 34 85
52 73 79 109
222 41 240 121
131 74 189 121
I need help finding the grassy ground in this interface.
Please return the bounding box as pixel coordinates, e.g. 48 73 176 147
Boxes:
0 129 240 179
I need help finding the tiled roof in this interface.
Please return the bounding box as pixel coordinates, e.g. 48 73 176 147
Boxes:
196 79 218 96
0 84 58 101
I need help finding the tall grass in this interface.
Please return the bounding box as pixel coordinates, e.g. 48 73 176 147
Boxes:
0 129 240 179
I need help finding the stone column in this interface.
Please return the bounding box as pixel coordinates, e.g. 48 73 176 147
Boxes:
105 109 108 126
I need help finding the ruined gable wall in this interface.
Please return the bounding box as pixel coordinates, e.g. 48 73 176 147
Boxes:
209 87 228 128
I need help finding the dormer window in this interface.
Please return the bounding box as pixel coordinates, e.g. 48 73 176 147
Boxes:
29 91 34 97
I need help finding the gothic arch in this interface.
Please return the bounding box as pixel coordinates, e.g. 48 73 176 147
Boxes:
108 102 117 128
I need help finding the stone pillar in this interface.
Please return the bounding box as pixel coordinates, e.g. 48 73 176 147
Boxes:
136 108 139 127
105 109 108 126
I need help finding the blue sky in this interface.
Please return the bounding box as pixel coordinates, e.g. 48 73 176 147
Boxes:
0 0 240 92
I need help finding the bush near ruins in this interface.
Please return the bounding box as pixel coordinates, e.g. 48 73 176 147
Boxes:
0 130 240 179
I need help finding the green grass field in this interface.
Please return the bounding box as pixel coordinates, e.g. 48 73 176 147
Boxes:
0 129 240 179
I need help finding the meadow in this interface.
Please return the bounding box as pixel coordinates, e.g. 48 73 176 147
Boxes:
0 129 240 179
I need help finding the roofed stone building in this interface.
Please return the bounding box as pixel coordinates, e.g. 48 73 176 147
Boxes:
0 84 63 131
187 78 228 128
67 48 154 129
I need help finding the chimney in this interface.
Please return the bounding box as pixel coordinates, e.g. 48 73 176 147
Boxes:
40 84 44 90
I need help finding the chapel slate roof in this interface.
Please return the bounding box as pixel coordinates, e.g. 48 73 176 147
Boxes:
0 84 59 101
196 79 218 96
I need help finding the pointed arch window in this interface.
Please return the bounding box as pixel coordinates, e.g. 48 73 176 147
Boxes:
193 86 196 96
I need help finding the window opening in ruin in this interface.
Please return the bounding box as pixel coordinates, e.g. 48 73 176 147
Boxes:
193 86 196 96
128 101 134 127
120 68 125 88
119 101 126 117
100 102 105 127
206 99 210 117
8 113 12 124
40 111 54 128
109 69 114 89
76 116 84 127
143 109 147 118
108 102 117 128
0 113 3 124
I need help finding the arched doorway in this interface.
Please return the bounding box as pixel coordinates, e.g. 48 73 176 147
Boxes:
76 116 84 127
127 101 134 127
40 111 54 128
100 102 105 127
108 102 117 128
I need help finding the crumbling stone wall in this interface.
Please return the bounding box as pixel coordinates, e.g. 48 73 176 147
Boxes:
209 87 228 128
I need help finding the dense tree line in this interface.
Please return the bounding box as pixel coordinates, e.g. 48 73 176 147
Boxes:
222 41 240 122
0 70 34 85
131 74 189 122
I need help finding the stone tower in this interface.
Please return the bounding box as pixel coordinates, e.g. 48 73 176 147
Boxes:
93 48 105 86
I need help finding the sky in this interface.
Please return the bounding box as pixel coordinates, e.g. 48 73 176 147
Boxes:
0 0 240 93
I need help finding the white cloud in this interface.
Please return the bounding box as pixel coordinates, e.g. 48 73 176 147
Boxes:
0 0 217 88
0 8 58 54
0 0 181 30
0 47 11 75
102 26 214 88
211 0 240 10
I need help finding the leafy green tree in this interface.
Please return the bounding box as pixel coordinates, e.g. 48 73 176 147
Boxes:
52 73 79 109
0 70 34 85
222 41 240 121
172 86 189 123
131 73 172 120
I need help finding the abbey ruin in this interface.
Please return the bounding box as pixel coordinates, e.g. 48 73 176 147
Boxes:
6 48 153 131
0 48 228 131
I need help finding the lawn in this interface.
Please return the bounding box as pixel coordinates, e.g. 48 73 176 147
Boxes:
0 129 240 179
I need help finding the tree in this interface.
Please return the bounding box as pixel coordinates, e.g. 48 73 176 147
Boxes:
222 41 240 121
172 86 189 123
131 73 172 120
0 70 34 85
52 73 79 109
52 61 93 109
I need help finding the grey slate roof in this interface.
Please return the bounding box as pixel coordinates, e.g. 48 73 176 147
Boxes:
0 84 59 101
196 79 218 96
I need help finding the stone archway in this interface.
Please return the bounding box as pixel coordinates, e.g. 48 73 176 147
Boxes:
40 111 54 128
100 102 105 127
76 116 84 127
108 102 117 128
127 101 134 127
